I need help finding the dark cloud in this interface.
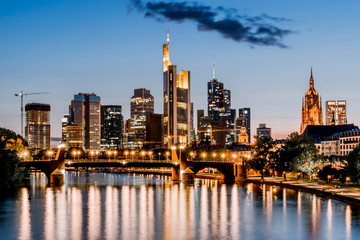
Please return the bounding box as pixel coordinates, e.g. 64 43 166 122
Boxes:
129 1 294 48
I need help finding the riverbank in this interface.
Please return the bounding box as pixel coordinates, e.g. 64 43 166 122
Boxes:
245 177 360 206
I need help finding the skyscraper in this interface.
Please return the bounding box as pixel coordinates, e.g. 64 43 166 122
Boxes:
239 108 251 142
163 29 191 146
128 88 154 147
326 100 347 125
101 105 123 149
207 65 235 144
25 103 50 149
69 93 101 149
300 69 323 134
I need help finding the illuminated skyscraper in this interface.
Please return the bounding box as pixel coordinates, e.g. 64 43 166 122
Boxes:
128 88 154 147
69 93 101 149
300 69 323 134
163 29 191 146
101 105 123 149
326 100 347 125
207 65 235 144
25 103 50 149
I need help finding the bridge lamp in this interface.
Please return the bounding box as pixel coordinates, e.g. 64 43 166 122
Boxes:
179 145 184 162
124 151 129 160
221 153 226 162
346 176 350 186
90 151 94 160
72 151 77 160
148 151 153 160
158 152 161 160
190 152 194 160
113 150 118 159
47 150 53 160
77 151 81 159
131 151 135 160
212 153 216 161
165 151 170 160
171 146 176 150
141 151 145 160
107 151 112 161
202 153 206 161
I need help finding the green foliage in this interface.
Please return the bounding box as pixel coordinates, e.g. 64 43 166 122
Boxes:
272 132 319 177
250 136 275 179
0 127 25 190
345 146 360 184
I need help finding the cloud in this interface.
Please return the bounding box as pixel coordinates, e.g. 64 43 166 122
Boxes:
129 1 294 48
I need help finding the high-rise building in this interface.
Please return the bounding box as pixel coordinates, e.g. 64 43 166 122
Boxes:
207 65 235 145
257 124 271 138
128 88 154 148
145 113 164 148
69 93 101 149
326 100 347 125
101 105 123 149
239 108 251 142
300 69 323 134
163 29 191 146
61 114 69 144
25 103 50 149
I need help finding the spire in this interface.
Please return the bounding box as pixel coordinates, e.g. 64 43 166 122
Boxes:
167 26 169 44
213 63 215 80
309 67 314 89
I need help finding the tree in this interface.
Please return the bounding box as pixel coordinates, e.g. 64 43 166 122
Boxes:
0 127 28 190
272 132 319 180
250 136 275 180
345 146 360 184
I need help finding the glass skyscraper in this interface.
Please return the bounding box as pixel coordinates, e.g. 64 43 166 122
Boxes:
101 105 123 149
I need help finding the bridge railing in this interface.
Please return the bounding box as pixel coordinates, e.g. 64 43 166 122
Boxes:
66 158 173 164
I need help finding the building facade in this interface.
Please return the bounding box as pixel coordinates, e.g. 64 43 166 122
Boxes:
239 108 251 142
163 30 191 146
68 93 101 150
300 69 323 134
326 100 347 125
101 105 123 149
256 123 271 138
25 103 51 149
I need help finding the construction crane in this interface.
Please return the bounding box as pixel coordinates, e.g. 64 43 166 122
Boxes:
14 90 50 137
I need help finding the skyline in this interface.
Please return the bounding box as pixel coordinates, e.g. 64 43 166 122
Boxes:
1 0 360 140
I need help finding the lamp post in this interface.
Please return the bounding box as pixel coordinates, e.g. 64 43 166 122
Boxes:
47 150 53 160
190 152 194 161
72 151 76 161
77 151 81 160
221 153 226 162
90 151 94 161
107 151 111 161
124 150 129 160
148 151 153 160
158 152 161 161
165 151 170 161
131 151 135 160
346 177 350 186
202 153 206 161
113 150 117 160
212 153 216 161
141 151 145 161
327 175 331 184
179 145 184 161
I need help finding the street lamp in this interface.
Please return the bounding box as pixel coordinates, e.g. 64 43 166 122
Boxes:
90 151 94 161
148 151 153 160
113 150 117 160
179 145 184 161
212 152 216 161
221 153 226 162
202 153 206 161
107 151 112 161
346 176 350 186
165 151 170 161
47 150 53 160
232 154 237 163
158 152 161 161
124 150 129 160
77 151 81 160
141 151 145 161
190 152 194 161
72 151 77 161
131 151 135 160
327 175 331 184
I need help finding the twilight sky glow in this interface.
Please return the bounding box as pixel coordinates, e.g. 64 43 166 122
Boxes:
1 0 360 141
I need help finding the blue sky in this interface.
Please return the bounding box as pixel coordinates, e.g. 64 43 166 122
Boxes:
1 0 360 140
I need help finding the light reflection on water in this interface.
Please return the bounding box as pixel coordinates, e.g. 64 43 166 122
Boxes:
1 172 360 239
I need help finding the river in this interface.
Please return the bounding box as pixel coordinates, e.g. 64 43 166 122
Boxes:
1 172 360 240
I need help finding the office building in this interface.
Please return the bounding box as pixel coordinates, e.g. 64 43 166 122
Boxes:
300 69 323 134
256 124 271 138
145 113 164 149
326 100 347 125
25 103 50 149
69 93 101 150
163 29 191 146
61 114 69 144
101 105 123 149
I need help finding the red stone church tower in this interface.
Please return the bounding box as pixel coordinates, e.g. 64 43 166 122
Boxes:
300 69 323 134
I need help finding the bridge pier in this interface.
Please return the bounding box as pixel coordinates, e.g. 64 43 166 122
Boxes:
50 169 64 185
234 164 248 182
172 167 180 181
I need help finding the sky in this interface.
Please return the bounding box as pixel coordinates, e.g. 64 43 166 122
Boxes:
1 0 360 141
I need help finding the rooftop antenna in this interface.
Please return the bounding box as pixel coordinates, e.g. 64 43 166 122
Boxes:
167 26 169 44
213 63 215 79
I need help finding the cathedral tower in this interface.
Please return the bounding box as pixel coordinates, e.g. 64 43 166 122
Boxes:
300 68 323 133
